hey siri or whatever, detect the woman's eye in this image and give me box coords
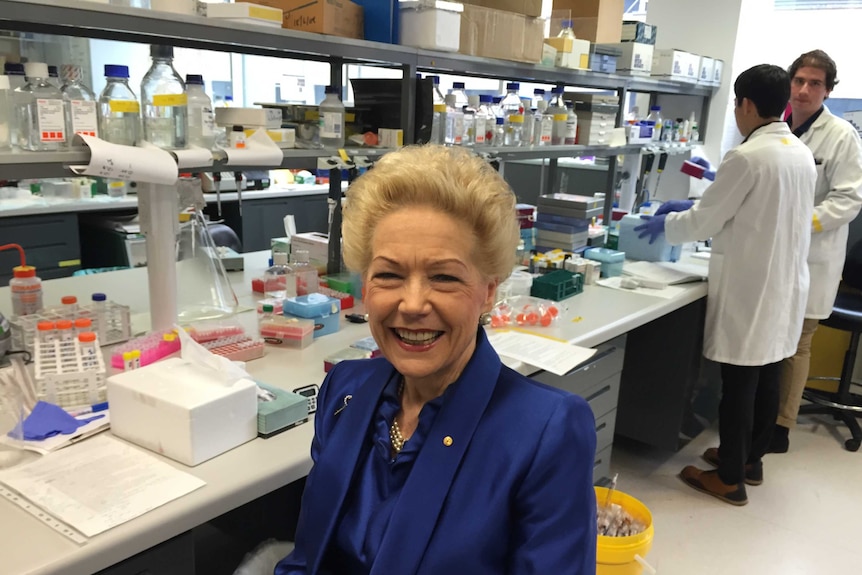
[432,274,460,283]
[373,272,400,280]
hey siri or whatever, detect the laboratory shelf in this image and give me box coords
[482,142,702,161]
[0,0,715,97]
[0,0,415,65]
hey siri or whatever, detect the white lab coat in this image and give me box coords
[797,107,862,319]
[665,122,816,366]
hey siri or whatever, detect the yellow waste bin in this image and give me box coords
[595,486,654,575]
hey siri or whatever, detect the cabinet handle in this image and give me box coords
[575,346,618,373]
[593,458,603,469]
[595,422,607,432]
[585,385,611,403]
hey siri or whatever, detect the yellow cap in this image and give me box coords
[509,115,524,123]
[433,104,446,113]
[163,333,177,342]
[122,351,135,361]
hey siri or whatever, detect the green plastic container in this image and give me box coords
[531,270,584,301]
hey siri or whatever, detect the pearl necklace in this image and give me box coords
[389,381,406,455]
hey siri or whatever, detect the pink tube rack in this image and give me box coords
[110,330,181,370]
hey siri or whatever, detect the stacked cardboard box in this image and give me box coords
[460,4,544,63]
[553,0,624,43]
[253,0,364,39]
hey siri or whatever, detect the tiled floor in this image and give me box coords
[609,414,862,575]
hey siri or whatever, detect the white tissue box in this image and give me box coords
[107,357,258,466]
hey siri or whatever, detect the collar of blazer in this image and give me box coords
[306,328,503,575]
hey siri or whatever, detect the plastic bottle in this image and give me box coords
[505,114,524,147]
[431,103,446,144]
[661,118,674,143]
[686,111,696,142]
[185,74,215,149]
[674,118,684,142]
[37,321,56,344]
[61,295,78,315]
[500,82,523,124]
[318,85,345,148]
[263,251,296,298]
[691,120,700,143]
[0,76,10,151]
[141,44,188,149]
[547,87,568,146]
[477,94,495,145]
[558,19,577,40]
[10,265,42,315]
[535,100,550,146]
[55,319,74,343]
[466,95,482,146]
[564,101,578,145]
[491,96,504,121]
[291,250,319,295]
[18,62,67,151]
[492,117,505,146]
[646,106,662,142]
[523,108,536,147]
[531,88,546,110]
[78,332,99,368]
[5,63,26,148]
[428,75,445,105]
[450,82,469,110]
[461,106,476,146]
[60,64,99,142]
[99,64,140,146]
[444,94,463,146]
[229,125,246,148]
[74,317,93,335]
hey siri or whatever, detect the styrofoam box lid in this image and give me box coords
[400,0,464,12]
[107,357,257,409]
[585,247,625,263]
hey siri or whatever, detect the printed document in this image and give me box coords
[488,331,596,376]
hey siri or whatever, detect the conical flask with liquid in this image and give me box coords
[175,207,238,323]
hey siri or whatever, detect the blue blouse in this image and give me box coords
[321,373,456,574]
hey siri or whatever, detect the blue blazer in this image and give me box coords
[277,330,597,575]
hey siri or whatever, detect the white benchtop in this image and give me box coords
[0,252,707,575]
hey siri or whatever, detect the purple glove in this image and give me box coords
[654,199,694,216]
[633,214,667,245]
[690,156,711,169]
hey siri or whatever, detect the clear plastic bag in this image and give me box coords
[489,296,565,329]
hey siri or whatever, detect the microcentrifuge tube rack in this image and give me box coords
[34,336,107,409]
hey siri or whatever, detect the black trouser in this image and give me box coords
[716,361,781,485]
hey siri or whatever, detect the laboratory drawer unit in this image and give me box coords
[0,213,81,282]
[532,335,626,484]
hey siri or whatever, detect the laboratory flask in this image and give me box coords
[175,208,239,324]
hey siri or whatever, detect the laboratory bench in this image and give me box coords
[0,252,712,575]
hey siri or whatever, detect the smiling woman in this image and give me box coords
[276,145,598,575]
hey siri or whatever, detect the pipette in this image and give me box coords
[213,171,222,217]
[234,171,243,215]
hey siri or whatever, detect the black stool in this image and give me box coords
[800,290,862,452]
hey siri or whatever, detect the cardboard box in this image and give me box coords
[460,4,544,64]
[460,0,542,17]
[205,2,284,27]
[542,43,558,66]
[107,358,258,466]
[554,38,591,70]
[596,42,653,75]
[554,0,623,43]
[652,48,699,83]
[253,0,364,39]
[378,128,403,147]
[621,21,656,45]
[698,56,715,85]
[712,58,724,86]
[546,36,574,53]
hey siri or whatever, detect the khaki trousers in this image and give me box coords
[777,318,821,429]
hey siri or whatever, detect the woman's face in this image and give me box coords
[364,206,497,388]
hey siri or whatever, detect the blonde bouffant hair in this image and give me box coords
[342,145,520,282]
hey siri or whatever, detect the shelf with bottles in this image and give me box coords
[0,0,715,99]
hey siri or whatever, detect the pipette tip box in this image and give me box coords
[256,382,309,438]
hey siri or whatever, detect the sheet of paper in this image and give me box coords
[70,135,178,185]
[0,435,205,537]
[487,331,596,377]
[173,145,214,169]
[222,129,284,167]
[623,260,708,284]
[0,412,111,455]
[597,276,687,300]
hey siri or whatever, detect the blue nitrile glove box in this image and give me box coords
[284,294,342,338]
[353,0,399,43]
[584,247,625,278]
[617,214,681,262]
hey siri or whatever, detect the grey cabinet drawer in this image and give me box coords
[595,408,617,454]
[582,374,621,420]
[532,335,625,397]
[0,213,81,283]
[593,444,613,484]
[96,530,194,575]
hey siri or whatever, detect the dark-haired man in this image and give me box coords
[636,64,816,505]
[771,50,862,453]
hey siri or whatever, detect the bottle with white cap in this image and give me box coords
[0,75,10,151]
[18,62,67,151]
[60,64,99,142]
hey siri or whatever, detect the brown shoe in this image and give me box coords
[680,465,748,506]
[701,448,764,486]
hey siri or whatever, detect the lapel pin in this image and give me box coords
[443,436,454,447]
[334,394,352,416]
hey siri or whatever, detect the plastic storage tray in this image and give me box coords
[286,311,340,338]
[584,248,626,277]
[617,214,681,262]
[259,316,314,349]
[283,294,342,319]
[530,270,584,301]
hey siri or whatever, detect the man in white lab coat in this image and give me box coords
[635,64,816,505]
[770,50,862,453]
